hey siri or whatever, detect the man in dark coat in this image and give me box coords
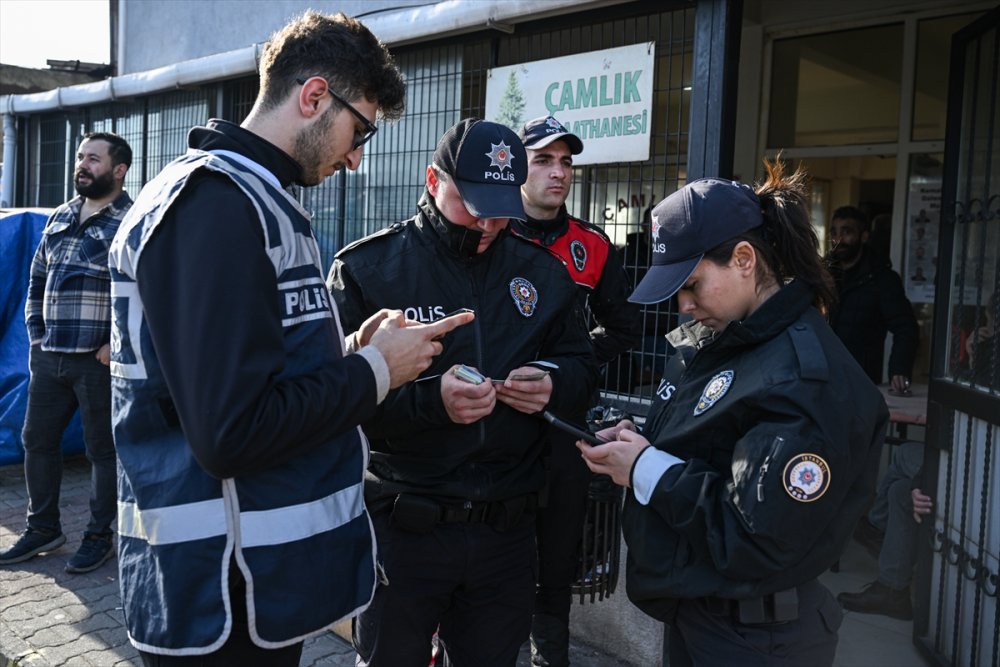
[828,206,918,393]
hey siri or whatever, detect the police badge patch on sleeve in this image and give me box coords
[782,453,831,502]
[693,370,734,415]
[509,277,538,317]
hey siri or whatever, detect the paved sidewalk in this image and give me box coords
[1,456,625,666]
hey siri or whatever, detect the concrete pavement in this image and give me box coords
[1,456,629,666]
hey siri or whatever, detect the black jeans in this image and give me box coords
[534,431,591,621]
[355,510,537,667]
[22,347,116,536]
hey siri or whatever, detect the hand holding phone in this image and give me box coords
[492,369,550,384]
[453,364,486,385]
[542,410,607,446]
[442,364,495,424]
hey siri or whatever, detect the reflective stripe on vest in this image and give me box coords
[118,481,365,547]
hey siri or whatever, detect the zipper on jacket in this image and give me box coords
[470,271,486,497]
[756,436,786,503]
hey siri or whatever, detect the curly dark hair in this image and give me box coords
[704,159,836,312]
[82,131,132,168]
[257,11,405,120]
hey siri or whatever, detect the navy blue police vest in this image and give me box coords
[108,150,375,654]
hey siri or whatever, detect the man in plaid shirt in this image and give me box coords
[0,132,132,573]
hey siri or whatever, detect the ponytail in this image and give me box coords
[753,159,836,311]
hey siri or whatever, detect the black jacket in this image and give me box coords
[622,281,887,621]
[829,249,919,383]
[328,194,599,502]
[511,208,641,364]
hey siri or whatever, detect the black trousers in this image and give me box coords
[667,580,842,667]
[139,566,303,667]
[534,431,592,621]
[354,511,537,667]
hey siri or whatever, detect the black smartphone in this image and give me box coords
[542,410,607,446]
[432,308,474,341]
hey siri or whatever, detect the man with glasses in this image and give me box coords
[107,12,471,665]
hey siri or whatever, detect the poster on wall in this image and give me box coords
[904,179,941,304]
[484,43,656,166]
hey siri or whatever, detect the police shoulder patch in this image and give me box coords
[510,277,538,317]
[782,453,831,502]
[570,239,587,272]
[693,370,734,416]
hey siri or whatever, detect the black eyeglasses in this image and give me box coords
[296,76,378,150]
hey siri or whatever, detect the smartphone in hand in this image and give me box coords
[542,410,607,446]
[492,369,550,384]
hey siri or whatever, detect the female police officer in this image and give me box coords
[578,162,888,666]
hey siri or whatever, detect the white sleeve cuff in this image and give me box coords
[632,448,684,506]
[356,346,390,404]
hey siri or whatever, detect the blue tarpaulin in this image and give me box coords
[0,209,84,465]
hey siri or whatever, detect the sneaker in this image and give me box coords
[65,533,114,574]
[0,528,66,565]
[837,581,913,620]
[853,518,885,560]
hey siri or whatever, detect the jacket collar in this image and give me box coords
[417,191,507,260]
[188,119,303,188]
[512,206,568,246]
[669,280,816,351]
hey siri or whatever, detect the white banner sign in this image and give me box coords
[485,43,656,165]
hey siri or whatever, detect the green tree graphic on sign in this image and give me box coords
[496,71,525,131]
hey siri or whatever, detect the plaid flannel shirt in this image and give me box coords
[25,191,133,352]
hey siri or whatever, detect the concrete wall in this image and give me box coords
[119,0,427,74]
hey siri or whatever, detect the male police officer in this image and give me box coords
[329,119,598,666]
[512,116,641,666]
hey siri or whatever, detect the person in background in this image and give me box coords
[107,12,469,665]
[329,118,598,667]
[512,115,641,667]
[0,132,132,574]
[837,441,931,620]
[965,291,998,386]
[827,205,919,393]
[577,165,887,665]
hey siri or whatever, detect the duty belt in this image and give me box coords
[704,586,800,625]
[389,493,537,533]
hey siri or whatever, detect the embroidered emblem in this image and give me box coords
[782,453,831,502]
[545,117,566,133]
[486,141,514,172]
[570,240,587,271]
[509,277,538,317]
[650,211,662,242]
[693,370,733,416]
